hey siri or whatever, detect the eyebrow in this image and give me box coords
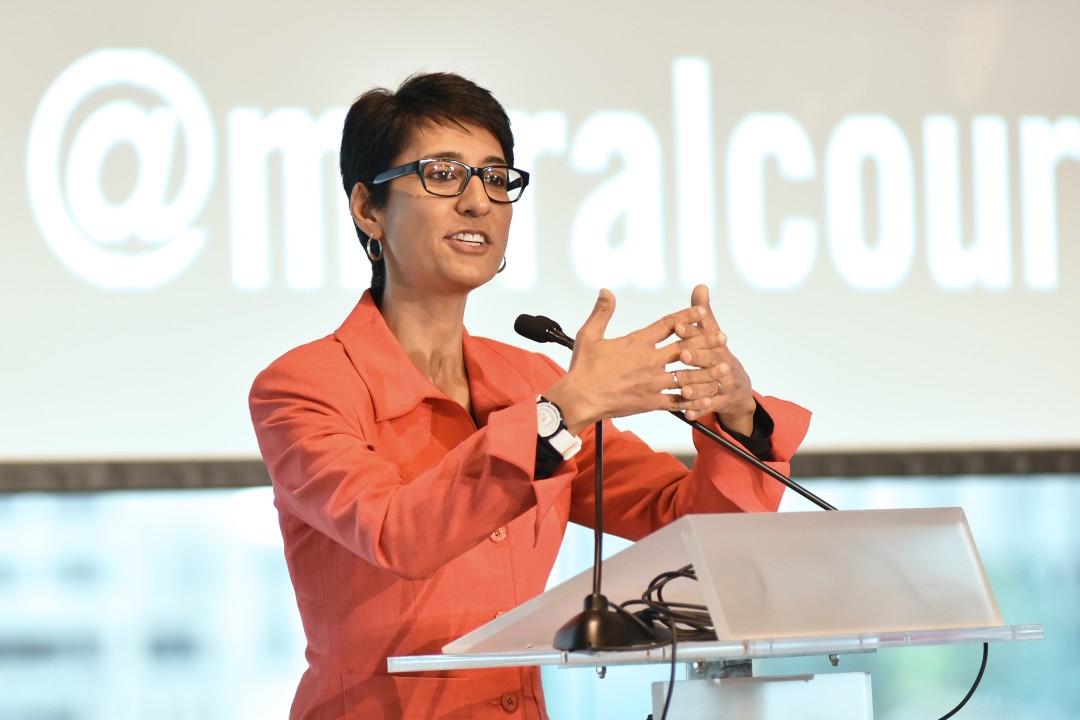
[427,150,508,166]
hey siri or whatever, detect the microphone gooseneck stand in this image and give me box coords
[551,419,660,651]
[668,413,836,511]
[515,315,664,650]
[513,313,835,652]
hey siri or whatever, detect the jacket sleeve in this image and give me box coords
[559,395,812,542]
[251,338,811,577]
[249,343,558,581]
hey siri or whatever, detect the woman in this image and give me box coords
[249,72,810,719]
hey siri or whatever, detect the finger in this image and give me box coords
[662,369,683,393]
[672,365,728,387]
[672,365,729,399]
[638,305,706,345]
[664,393,713,416]
[672,320,705,339]
[683,403,720,422]
[576,288,616,343]
[684,375,731,419]
[663,323,730,365]
[658,331,730,369]
[691,284,722,334]
[679,342,732,368]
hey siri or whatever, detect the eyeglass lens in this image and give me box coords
[420,161,525,202]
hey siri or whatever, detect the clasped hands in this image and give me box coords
[543,284,757,437]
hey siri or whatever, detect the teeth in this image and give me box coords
[452,232,485,245]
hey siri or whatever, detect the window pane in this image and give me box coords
[0,488,305,720]
[1,477,1075,719]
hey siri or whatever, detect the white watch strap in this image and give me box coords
[545,426,582,460]
[536,397,582,460]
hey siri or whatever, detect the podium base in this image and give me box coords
[553,593,661,651]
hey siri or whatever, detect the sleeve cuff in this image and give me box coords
[718,401,774,461]
[534,437,565,478]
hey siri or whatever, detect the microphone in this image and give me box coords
[514,314,575,350]
[514,313,836,512]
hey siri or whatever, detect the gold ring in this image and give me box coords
[672,372,680,388]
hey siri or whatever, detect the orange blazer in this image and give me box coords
[249,291,811,719]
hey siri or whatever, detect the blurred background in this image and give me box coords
[2,1,1077,717]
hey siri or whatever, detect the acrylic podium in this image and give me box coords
[389,508,1043,719]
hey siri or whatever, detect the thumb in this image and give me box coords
[690,283,710,309]
[576,288,616,343]
[692,283,721,332]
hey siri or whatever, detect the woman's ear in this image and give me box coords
[350,182,382,239]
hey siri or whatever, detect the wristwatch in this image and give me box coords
[536,396,582,460]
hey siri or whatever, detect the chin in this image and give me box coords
[467,272,499,291]
[459,260,502,283]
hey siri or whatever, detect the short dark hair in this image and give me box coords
[339,72,515,305]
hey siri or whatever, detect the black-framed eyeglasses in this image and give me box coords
[371,159,530,203]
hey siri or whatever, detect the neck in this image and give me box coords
[379,287,472,411]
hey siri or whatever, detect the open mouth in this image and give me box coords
[451,232,487,247]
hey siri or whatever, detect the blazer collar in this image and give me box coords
[334,292,533,422]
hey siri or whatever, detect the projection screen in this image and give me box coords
[3,0,1078,460]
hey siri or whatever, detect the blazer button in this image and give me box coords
[489,526,508,543]
[500,691,519,713]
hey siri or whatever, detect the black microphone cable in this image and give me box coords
[629,564,988,720]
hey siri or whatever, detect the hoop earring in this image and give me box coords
[366,237,383,262]
[497,256,507,274]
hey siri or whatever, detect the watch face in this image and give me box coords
[536,402,562,437]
